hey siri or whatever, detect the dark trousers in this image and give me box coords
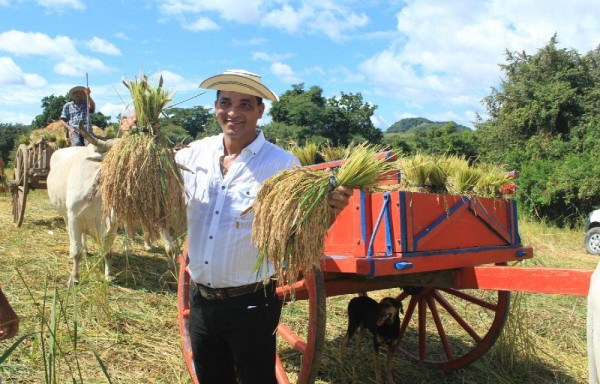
[188,282,281,384]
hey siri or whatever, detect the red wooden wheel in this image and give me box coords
[395,286,510,371]
[177,251,326,384]
[275,267,326,384]
[12,144,29,227]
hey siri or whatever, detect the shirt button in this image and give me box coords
[221,186,226,190]
[207,283,211,286]
[204,261,208,265]
[215,211,219,214]
[209,236,213,239]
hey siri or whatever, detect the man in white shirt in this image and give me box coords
[174,70,352,384]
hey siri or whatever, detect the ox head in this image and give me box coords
[79,122,119,153]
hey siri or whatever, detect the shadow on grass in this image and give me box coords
[31,215,64,229]
[277,325,584,384]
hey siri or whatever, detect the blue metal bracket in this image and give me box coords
[367,192,393,257]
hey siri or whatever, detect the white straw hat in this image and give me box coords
[199,69,279,102]
[68,86,86,98]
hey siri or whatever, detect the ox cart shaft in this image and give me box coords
[10,139,56,227]
[176,160,593,384]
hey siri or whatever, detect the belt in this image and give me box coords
[196,281,272,300]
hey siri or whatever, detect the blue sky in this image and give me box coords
[0,0,599,130]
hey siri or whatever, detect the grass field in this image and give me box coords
[0,186,597,383]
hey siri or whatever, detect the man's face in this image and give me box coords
[215,91,264,142]
[72,91,85,102]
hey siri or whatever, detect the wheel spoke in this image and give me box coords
[398,295,418,342]
[441,288,498,311]
[432,290,481,343]
[418,297,427,360]
[426,295,454,360]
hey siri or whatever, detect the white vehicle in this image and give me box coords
[586,209,600,255]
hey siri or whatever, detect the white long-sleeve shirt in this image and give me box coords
[175,130,299,288]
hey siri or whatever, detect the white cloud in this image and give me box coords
[86,37,121,55]
[0,57,47,87]
[36,0,85,11]
[359,0,600,122]
[156,70,199,92]
[0,30,77,57]
[114,32,129,40]
[159,1,370,41]
[0,31,113,77]
[184,16,219,31]
[262,4,307,33]
[53,54,113,77]
[0,0,9,6]
[271,62,301,84]
[0,110,34,125]
[158,0,262,24]
[262,2,368,41]
[252,51,294,62]
[328,66,364,84]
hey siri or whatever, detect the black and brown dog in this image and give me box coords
[340,296,403,384]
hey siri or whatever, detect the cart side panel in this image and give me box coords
[401,192,516,253]
[323,190,369,258]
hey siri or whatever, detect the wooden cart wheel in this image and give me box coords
[11,144,29,227]
[177,251,327,384]
[395,285,510,371]
[275,267,326,384]
[177,250,199,384]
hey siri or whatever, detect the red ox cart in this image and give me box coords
[176,157,593,383]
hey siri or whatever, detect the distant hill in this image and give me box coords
[386,118,470,134]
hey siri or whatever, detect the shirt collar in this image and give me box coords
[218,129,266,158]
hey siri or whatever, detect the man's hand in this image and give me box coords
[327,186,353,221]
[120,110,137,132]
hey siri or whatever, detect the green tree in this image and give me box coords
[476,35,600,225]
[0,123,31,164]
[413,122,478,159]
[31,95,68,128]
[163,105,212,139]
[268,84,381,146]
[32,93,110,129]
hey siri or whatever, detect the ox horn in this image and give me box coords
[79,122,115,152]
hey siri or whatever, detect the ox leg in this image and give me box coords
[143,231,154,251]
[101,223,119,282]
[160,227,178,273]
[66,216,85,286]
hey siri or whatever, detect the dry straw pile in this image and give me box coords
[252,143,394,288]
[398,153,514,199]
[99,75,185,241]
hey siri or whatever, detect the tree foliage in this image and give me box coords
[162,105,212,139]
[266,84,381,146]
[0,123,31,164]
[31,93,110,129]
[476,35,600,225]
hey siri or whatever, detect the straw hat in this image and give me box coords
[68,86,86,98]
[199,69,279,102]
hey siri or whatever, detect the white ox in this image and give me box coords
[47,134,177,285]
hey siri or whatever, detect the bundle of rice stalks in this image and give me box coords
[289,142,319,166]
[443,155,481,195]
[99,75,185,241]
[398,153,447,193]
[252,143,394,289]
[474,163,512,199]
[319,142,348,162]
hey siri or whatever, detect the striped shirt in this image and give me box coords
[60,101,93,132]
[175,130,299,288]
